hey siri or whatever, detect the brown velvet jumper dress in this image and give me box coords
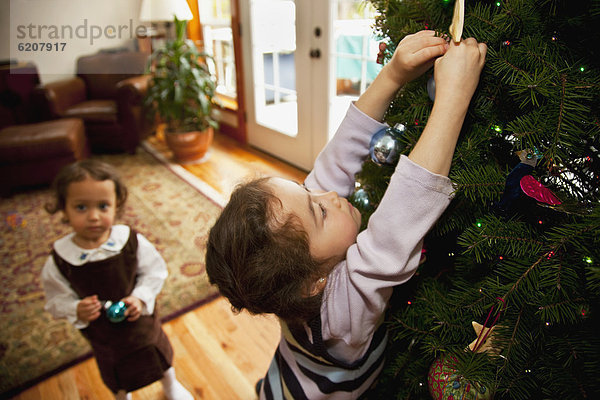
[52,229,173,393]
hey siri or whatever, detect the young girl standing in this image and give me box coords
[41,159,193,400]
[206,31,487,399]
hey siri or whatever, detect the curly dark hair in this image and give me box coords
[205,177,328,324]
[45,159,128,217]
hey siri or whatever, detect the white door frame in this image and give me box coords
[240,0,331,171]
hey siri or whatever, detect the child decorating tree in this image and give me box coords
[206,30,487,399]
[41,160,193,400]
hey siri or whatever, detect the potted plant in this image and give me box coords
[144,16,218,163]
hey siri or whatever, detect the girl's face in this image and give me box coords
[268,177,362,263]
[63,176,117,249]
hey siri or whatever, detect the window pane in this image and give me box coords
[250,0,297,136]
[330,0,381,139]
[333,1,381,97]
[199,0,237,101]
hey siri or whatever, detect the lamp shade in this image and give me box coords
[139,0,193,22]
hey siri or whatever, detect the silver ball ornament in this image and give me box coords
[369,125,405,165]
[427,75,436,101]
[350,188,374,212]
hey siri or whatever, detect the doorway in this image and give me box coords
[240,0,381,171]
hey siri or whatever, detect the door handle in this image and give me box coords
[310,49,321,59]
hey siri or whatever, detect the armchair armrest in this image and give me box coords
[33,77,86,118]
[116,75,151,105]
[115,74,156,148]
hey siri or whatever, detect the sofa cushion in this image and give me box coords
[0,118,86,162]
[64,100,117,122]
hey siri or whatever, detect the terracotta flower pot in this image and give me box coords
[164,127,214,163]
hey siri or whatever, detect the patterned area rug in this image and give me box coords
[0,146,221,397]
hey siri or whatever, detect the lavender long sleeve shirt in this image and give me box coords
[266,103,454,399]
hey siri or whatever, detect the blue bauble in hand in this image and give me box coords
[369,125,406,165]
[105,300,127,323]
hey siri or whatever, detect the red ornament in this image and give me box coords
[428,355,493,400]
[519,175,561,205]
[376,42,386,64]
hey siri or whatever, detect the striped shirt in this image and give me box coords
[261,317,387,399]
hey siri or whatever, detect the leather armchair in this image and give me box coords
[33,51,155,154]
[1,62,88,193]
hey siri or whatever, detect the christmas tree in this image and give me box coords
[349,0,600,399]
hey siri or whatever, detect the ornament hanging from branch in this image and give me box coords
[467,297,506,356]
[428,355,493,400]
[494,149,561,216]
[449,0,464,42]
[369,124,407,165]
[350,186,375,213]
[520,175,561,205]
[428,297,503,399]
[468,321,503,356]
[426,0,463,103]
[376,42,387,64]
[427,75,436,101]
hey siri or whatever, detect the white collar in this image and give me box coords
[53,225,131,266]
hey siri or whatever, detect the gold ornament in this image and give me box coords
[449,0,464,43]
[467,321,502,356]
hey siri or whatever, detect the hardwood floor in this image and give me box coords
[12,132,308,400]
[148,129,308,203]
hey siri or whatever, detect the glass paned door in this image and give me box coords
[241,0,379,171]
[241,0,327,171]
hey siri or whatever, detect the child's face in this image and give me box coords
[268,177,362,262]
[63,176,117,248]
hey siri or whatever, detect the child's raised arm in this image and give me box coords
[355,30,448,121]
[408,38,487,176]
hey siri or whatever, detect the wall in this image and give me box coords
[2,0,143,83]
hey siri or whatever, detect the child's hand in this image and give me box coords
[356,30,448,121]
[77,295,101,322]
[433,38,487,105]
[385,30,449,86]
[408,37,486,176]
[122,296,143,321]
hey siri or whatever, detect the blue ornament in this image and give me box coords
[105,300,127,323]
[494,148,544,217]
[369,124,406,165]
[427,75,436,101]
[494,162,533,217]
